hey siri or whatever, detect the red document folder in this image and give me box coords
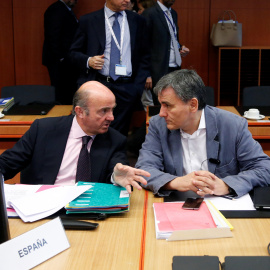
[154,202,216,232]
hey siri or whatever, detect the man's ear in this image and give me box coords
[74,106,84,118]
[189,98,199,112]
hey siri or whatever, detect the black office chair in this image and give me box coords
[204,86,215,106]
[1,85,56,105]
[242,86,270,107]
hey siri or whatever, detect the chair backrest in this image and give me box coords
[1,85,56,105]
[242,86,270,107]
[204,86,215,106]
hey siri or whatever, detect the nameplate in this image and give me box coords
[0,217,70,270]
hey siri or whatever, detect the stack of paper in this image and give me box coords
[5,184,90,222]
[153,202,216,239]
[65,182,130,214]
[153,201,233,240]
[0,97,14,112]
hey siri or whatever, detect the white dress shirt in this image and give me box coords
[180,109,208,175]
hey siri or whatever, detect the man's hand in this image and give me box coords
[180,45,190,57]
[163,171,203,193]
[192,171,230,196]
[145,77,152,90]
[163,170,229,196]
[113,163,150,194]
[88,55,105,70]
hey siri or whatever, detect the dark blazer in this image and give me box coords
[142,3,180,86]
[0,115,128,184]
[69,8,150,88]
[42,0,78,66]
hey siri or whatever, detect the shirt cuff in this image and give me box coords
[87,57,91,69]
[110,172,119,186]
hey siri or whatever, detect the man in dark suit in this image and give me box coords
[142,0,189,104]
[42,0,79,105]
[69,0,150,136]
[0,81,149,194]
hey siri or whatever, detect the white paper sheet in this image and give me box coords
[4,184,41,207]
[8,185,91,222]
[205,193,256,211]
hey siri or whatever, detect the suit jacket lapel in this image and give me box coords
[205,106,220,173]
[42,116,74,184]
[155,3,170,34]
[168,129,183,175]
[93,9,106,51]
[126,11,136,56]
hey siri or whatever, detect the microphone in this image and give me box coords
[209,158,220,165]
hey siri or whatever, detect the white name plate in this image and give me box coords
[0,217,70,270]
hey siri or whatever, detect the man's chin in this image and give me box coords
[166,124,177,130]
[100,126,110,133]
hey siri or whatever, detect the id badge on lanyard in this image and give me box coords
[105,12,127,76]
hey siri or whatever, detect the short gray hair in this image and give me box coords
[72,89,90,115]
[153,69,206,110]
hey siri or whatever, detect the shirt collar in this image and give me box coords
[180,109,206,139]
[157,1,171,13]
[104,3,124,18]
[60,0,71,11]
[71,116,96,140]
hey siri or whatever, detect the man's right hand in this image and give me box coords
[163,171,216,195]
[88,55,105,70]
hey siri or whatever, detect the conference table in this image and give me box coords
[8,190,270,270]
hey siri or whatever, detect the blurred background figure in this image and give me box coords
[42,0,79,105]
[126,0,138,12]
[137,0,156,15]
[127,0,156,157]
[142,0,190,105]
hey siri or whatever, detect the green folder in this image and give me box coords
[65,182,130,214]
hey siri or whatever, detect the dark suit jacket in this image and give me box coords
[0,115,128,184]
[69,8,150,89]
[42,0,78,66]
[142,3,180,86]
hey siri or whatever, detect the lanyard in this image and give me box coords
[163,11,177,38]
[105,12,126,64]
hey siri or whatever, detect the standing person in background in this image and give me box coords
[69,0,150,137]
[126,0,138,12]
[127,0,156,156]
[42,0,79,105]
[142,0,190,104]
[137,0,156,15]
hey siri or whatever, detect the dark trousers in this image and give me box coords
[97,79,141,137]
[47,59,78,105]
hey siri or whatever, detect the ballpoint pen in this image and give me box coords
[218,195,235,200]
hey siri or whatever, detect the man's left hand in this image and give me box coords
[180,45,190,57]
[113,163,150,194]
[192,170,230,196]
